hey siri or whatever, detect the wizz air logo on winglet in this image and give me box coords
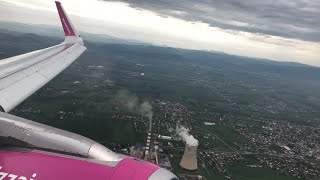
[0,166,37,180]
[61,18,72,34]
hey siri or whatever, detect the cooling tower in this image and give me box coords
[179,144,198,170]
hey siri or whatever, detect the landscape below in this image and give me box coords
[0,28,319,180]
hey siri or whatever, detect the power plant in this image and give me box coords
[180,144,198,170]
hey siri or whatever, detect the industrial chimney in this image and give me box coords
[179,144,198,170]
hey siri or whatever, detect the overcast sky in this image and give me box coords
[0,0,319,66]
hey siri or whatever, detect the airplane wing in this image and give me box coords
[0,2,179,179]
[0,1,86,113]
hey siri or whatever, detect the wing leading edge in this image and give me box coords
[0,1,86,112]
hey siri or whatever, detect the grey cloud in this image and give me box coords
[102,0,320,42]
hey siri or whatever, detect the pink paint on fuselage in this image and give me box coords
[0,150,159,180]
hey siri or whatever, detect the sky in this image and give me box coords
[0,0,319,66]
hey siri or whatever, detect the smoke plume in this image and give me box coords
[139,101,153,120]
[176,125,198,147]
[115,90,153,122]
[115,89,139,111]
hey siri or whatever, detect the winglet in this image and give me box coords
[55,1,83,45]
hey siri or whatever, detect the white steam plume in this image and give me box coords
[140,101,153,131]
[176,125,198,147]
[139,101,153,121]
[115,89,138,111]
[115,90,154,131]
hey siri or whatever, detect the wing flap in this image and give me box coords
[0,73,48,112]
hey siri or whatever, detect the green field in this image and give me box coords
[2,30,320,180]
[227,166,299,180]
[194,124,249,151]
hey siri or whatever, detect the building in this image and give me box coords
[158,135,172,140]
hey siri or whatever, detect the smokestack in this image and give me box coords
[180,144,198,170]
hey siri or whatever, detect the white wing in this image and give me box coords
[0,1,86,112]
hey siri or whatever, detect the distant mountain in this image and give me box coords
[0,22,63,37]
[81,33,149,46]
[0,21,149,46]
[245,57,312,68]
[169,47,312,68]
[0,21,313,68]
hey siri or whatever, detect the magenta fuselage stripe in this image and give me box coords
[0,150,159,180]
[55,2,75,36]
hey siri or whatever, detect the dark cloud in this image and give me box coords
[102,0,320,42]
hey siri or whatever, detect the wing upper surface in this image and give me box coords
[0,2,86,112]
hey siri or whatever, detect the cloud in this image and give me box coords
[102,0,320,42]
[1,0,319,65]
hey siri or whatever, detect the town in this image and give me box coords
[8,34,320,180]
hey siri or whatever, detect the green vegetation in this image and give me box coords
[227,166,298,180]
[195,125,249,151]
[2,30,320,180]
[207,125,249,147]
[226,155,299,180]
